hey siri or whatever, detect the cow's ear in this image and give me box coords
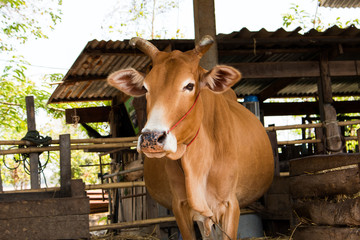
[200,65,241,93]
[107,68,146,96]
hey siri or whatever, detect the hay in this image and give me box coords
[90,227,161,240]
[90,232,159,240]
[90,232,290,240]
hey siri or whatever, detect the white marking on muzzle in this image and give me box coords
[138,106,178,154]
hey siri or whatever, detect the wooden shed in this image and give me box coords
[48,26,360,238]
[49,26,360,112]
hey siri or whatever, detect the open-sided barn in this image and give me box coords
[47,26,360,239]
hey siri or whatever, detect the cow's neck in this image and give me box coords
[179,89,237,218]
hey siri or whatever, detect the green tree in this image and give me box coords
[282,2,360,33]
[1,0,63,189]
[1,0,62,132]
[101,0,183,39]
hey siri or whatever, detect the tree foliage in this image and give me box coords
[0,0,64,189]
[1,0,62,133]
[101,0,183,39]
[1,0,62,51]
[282,2,360,33]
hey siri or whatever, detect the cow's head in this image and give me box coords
[108,36,241,159]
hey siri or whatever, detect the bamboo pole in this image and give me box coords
[1,135,356,154]
[0,136,138,146]
[103,166,144,179]
[265,120,360,131]
[0,187,60,194]
[0,181,146,194]
[0,142,137,155]
[1,120,358,153]
[85,181,145,190]
[89,216,176,232]
[277,136,357,145]
[278,139,321,145]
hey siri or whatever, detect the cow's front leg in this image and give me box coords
[220,197,240,240]
[172,199,197,240]
[165,159,197,239]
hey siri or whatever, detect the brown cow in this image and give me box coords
[108,36,274,240]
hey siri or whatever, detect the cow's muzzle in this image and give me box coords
[139,131,167,153]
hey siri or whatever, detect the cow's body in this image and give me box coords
[108,36,274,240]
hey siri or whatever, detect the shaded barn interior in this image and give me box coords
[47,26,360,237]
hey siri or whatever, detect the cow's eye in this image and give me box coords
[184,83,195,91]
[142,85,148,93]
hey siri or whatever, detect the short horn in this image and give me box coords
[194,35,214,57]
[129,37,159,60]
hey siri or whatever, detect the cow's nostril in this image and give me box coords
[157,132,167,144]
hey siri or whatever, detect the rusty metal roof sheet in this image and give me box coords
[48,25,360,104]
[319,0,360,8]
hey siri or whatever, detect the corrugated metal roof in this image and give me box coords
[48,26,360,104]
[319,0,360,8]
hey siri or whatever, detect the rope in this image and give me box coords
[21,130,52,146]
[167,92,201,134]
[3,131,52,178]
[167,92,201,146]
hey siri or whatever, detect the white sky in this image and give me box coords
[15,0,360,79]
[10,0,359,135]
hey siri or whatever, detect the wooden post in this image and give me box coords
[0,167,2,191]
[193,0,218,69]
[60,134,72,197]
[315,127,324,154]
[318,53,342,153]
[357,129,360,152]
[267,127,280,176]
[25,96,40,189]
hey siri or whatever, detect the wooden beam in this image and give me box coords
[230,60,360,78]
[51,60,359,104]
[289,166,360,198]
[60,134,72,197]
[267,130,280,176]
[65,106,112,124]
[258,78,299,101]
[25,96,40,189]
[318,53,342,152]
[289,153,360,176]
[193,0,217,69]
[48,96,113,104]
[0,197,89,240]
[0,167,2,191]
[294,198,360,226]
[261,100,360,116]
